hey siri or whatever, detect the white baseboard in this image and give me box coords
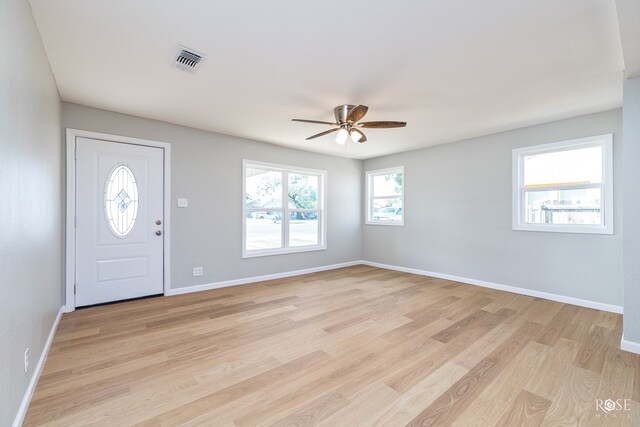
[621,335,640,355]
[12,306,65,427]
[167,259,624,315]
[360,260,623,314]
[166,261,362,296]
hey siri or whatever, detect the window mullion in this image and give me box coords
[283,171,289,249]
[371,196,403,200]
[368,174,373,222]
[522,183,603,192]
[520,188,526,223]
[246,208,284,212]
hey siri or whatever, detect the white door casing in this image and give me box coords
[66,130,171,310]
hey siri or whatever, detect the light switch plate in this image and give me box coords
[177,198,188,208]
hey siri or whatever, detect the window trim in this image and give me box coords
[242,159,327,258]
[365,166,405,226]
[512,134,613,235]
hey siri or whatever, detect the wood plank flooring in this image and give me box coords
[24,266,640,426]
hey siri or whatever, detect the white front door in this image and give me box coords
[75,137,164,306]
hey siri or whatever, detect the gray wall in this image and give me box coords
[0,0,62,425]
[623,76,640,343]
[62,103,362,292]
[363,109,623,307]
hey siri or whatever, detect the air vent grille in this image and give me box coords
[174,46,205,72]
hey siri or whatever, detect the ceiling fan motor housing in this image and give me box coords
[334,104,357,124]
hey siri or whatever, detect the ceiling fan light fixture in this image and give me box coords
[336,128,349,145]
[350,129,364,143]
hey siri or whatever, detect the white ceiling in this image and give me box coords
[30,0,624,159]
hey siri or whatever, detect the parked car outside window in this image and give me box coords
[373,207,402,221]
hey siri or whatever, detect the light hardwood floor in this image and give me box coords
[25,266,640,426]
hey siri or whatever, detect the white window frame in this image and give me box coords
[366,166,405,226]
[512,134,613,234]
[242,159,327,258]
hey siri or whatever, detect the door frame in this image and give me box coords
[65,128,172,312]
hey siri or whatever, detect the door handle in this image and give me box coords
[155,230,162,236]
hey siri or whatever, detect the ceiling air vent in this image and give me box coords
[173,46,205,72]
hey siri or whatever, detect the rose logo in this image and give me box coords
[602,399,616,413]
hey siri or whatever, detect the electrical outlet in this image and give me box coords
[177,198,188,208]
[24,348,29,373]
[193,267,203,277]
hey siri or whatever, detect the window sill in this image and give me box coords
[242,245,327,258]
[512,223,613,235]
[365,220,405,227]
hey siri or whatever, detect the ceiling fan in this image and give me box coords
[292,105,406,145]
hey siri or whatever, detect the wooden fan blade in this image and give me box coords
[292,119,337,125]
[305,128,340,140]
[350,129,367,143]
[358,121,407,128]
[347,105,369,123]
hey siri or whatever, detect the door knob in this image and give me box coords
[156,220,162,225]
[155,230,162,236]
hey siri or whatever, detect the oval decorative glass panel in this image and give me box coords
[104,164,139,238]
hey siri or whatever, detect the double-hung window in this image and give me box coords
[512,134,613,234]
[366,166,404,226]
[243,160,326,257]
